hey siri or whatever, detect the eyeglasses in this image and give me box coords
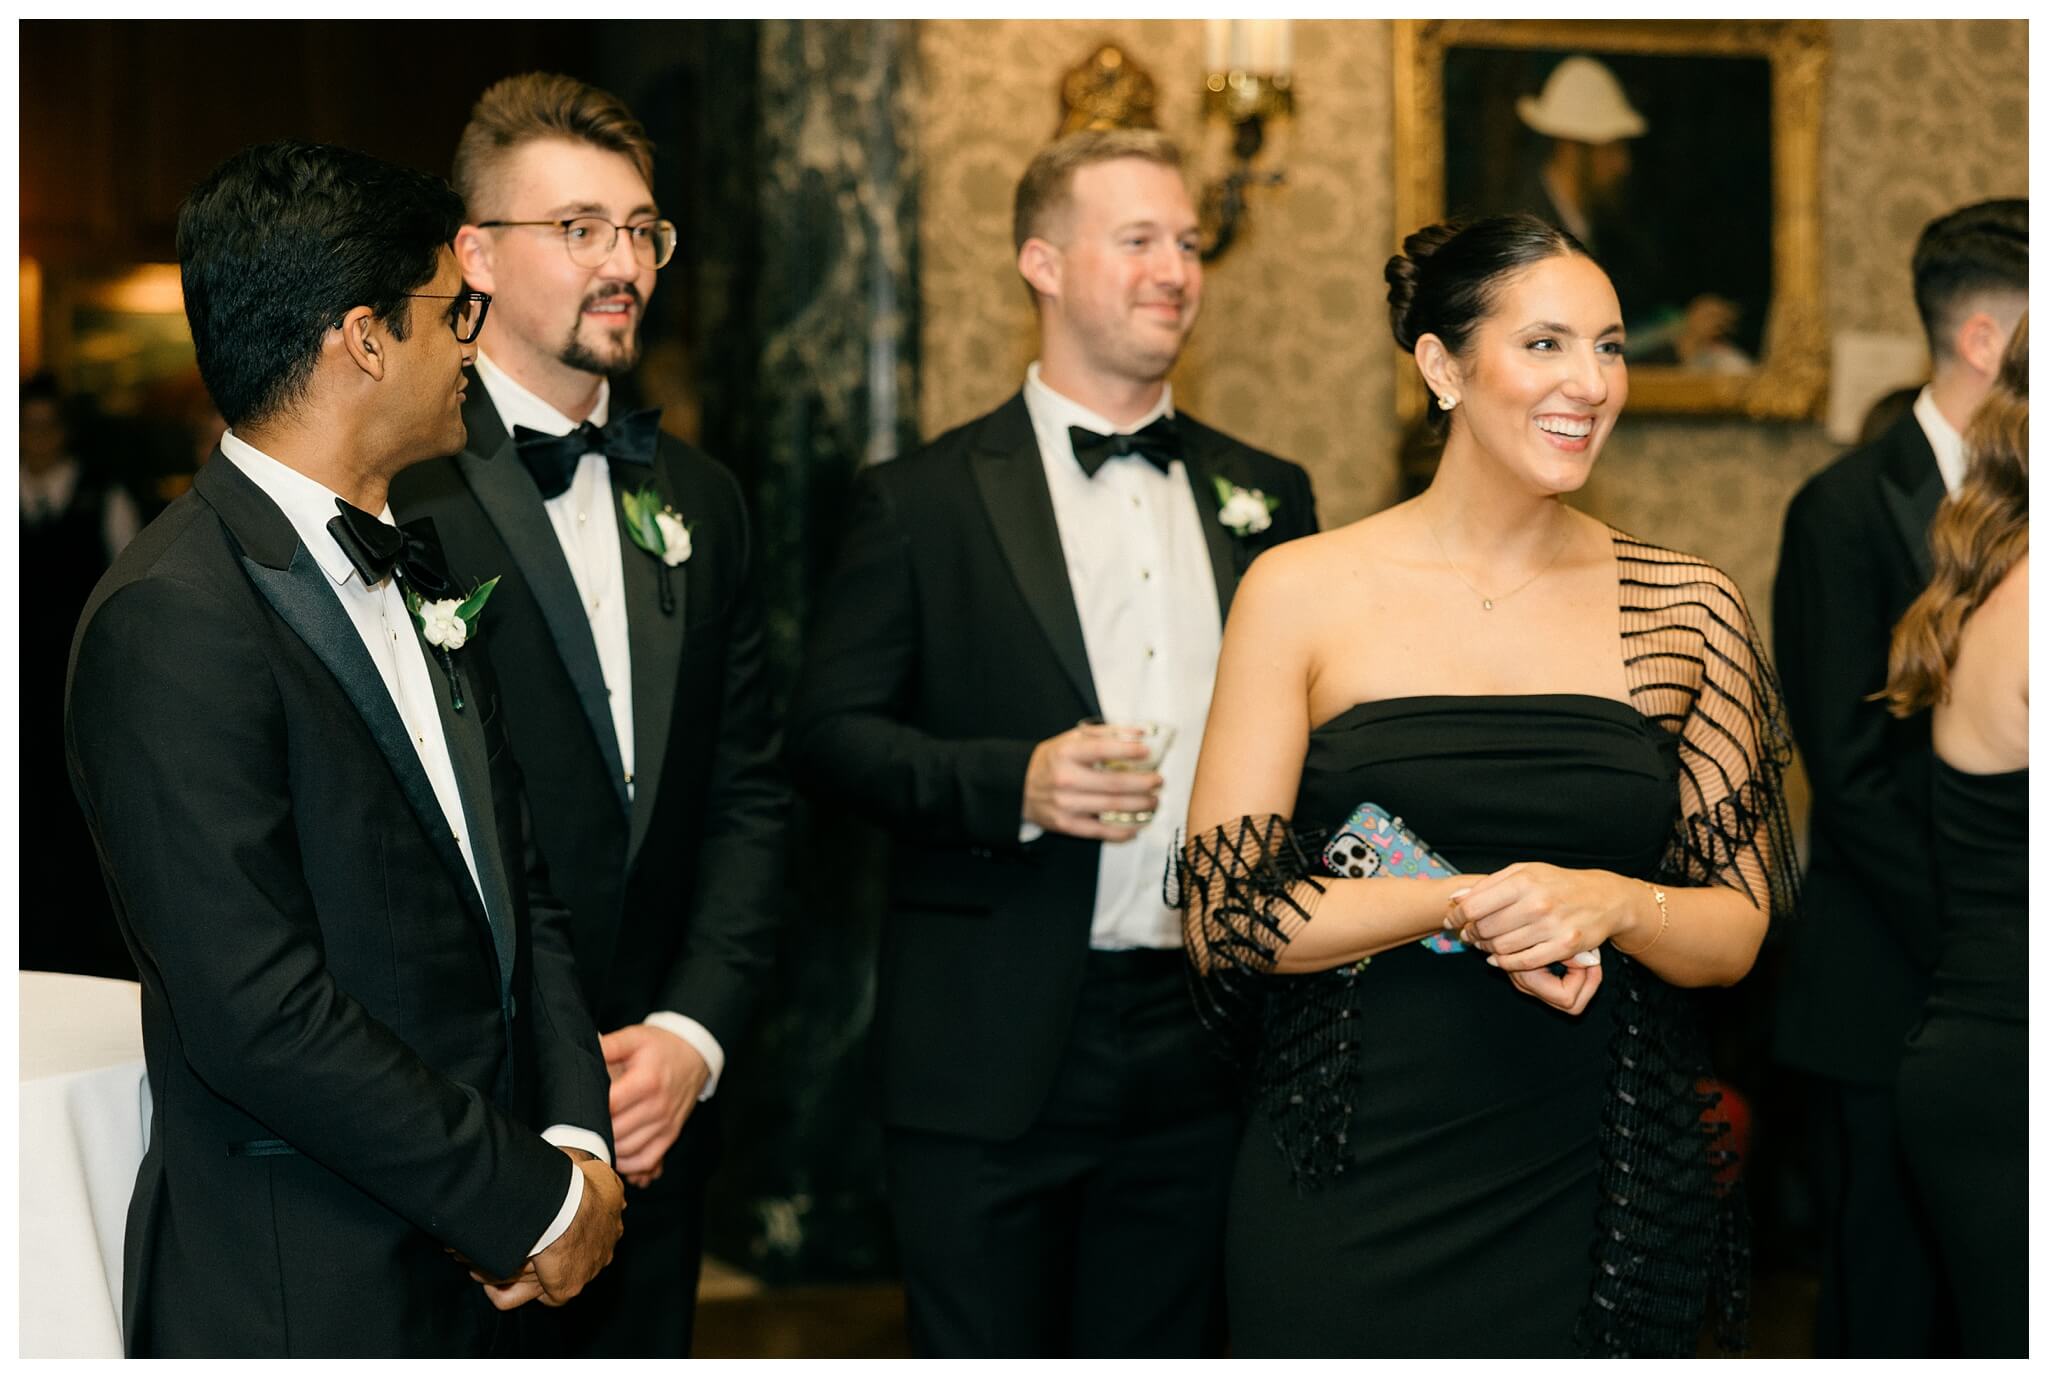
[476,217,678,270]
[405,290,492,344]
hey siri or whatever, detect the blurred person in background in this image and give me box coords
[1770,196,2024,1357]
[20,370,139,979]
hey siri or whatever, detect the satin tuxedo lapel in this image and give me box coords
[416,618,517,1000]
[610,460,687,868]
[194,457,500,970]
[969,394,1100,717]
[1877,420,1944,586]
[1176,430,1244,619]
[456,392,630,814]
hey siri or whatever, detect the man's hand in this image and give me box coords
[602,1023,710,1187]
[1022,724,1161,842]
[479,1149,626,1310]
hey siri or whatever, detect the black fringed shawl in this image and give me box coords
[1171,532,1800,1358]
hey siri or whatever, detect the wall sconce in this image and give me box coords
[1200,20,1294,261]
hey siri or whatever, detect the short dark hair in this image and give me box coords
[1385,214,1593,433]
[1911,198,2027,360]
[176,140,464,428]
[451,73,654,217]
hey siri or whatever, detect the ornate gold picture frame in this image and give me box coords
[1393,19,1828,419]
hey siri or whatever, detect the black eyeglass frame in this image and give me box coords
[402,290,492,344]
[475,217,678,270]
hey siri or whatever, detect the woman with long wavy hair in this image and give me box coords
[1884,315,2027,1358]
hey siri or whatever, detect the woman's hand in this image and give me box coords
[1504,959,1603,1016]
[1451,862,1647,973]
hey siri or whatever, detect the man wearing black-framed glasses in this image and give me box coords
[392,73,787,1360]
[65,138,622,1357]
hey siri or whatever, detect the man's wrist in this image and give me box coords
[643,1011,724,1100]
[530,1152,586,1257]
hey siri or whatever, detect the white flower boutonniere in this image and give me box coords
[1211,476,1278,537]
[404,577,499,711]
[621,483,690,614]
[652,509,693,567]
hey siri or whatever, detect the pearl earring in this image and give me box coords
[1438,394,1458,411]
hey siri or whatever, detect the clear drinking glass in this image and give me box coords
[1079,718,1177,825]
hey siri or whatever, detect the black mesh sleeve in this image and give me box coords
[1171,814,1326,1065]
[1582,532,1801,1356]
[1618,533,1801,922]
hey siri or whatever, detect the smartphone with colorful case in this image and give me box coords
[1322,802,1599,966]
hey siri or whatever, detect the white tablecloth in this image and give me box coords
[19,971,150,1359]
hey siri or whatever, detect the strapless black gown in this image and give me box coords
[1896,760,2028,1357]
[1225,695,1680,1357]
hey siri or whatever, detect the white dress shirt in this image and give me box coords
[1020,363,1224,950]
[1912,385,1969,497]
[218,431,603,1256]
[473,352,726,1100]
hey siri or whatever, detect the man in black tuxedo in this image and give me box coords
[64,141,624,1356]
[1771,197,2025,1357]
[788,129,1318,1357]
[390,74,786,1357]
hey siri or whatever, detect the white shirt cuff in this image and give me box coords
[529,1150,584,1258]
[1019,819,1045,844]
[644,1011,725,1101]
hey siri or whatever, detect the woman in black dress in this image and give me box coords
[1885,317,2028,1358]
[1175,216,1798,1357]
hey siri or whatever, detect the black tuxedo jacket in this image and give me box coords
[1770,410,1944,1085]
[388,386,785,1046]
[64,454,610,1356]
[787,393,1318,1140]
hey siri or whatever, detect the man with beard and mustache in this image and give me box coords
[391,74,787,1358]
[788,129,1317,1356]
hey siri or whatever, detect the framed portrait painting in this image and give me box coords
[1393,20,1828,419]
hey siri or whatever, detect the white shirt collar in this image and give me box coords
[474,350,610,441]
[217,429,377,589]
[1022,361,1174,439]
[1912,385,1968,497]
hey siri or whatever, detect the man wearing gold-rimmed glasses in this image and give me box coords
[392,72,787,1359]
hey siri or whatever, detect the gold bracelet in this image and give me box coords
[1613,883,1669,956]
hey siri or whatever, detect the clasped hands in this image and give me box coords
[467,1148,626,1311]
[1445,862,1650,1016]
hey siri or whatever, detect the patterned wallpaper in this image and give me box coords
[915,18,2028,633]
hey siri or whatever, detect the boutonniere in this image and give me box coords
[1211,476,1278,537]
[404,576,499,712]
[620,483,690,615]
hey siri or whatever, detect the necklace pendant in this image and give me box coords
[1482,598,1494,611]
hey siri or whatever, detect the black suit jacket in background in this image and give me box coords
[65,454,611,1357]
[389,386,787,1048]
[1770,410,1944,1085]
[787,393,1319,1141]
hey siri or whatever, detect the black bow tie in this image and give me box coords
[512,407,662,500]
[327,500,456,601]
[1067,416,1180,479]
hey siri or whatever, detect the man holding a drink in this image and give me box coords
[789,127,1316,1357]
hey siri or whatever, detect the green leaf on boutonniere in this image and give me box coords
[455,575,499,633]
[619,486,657,556]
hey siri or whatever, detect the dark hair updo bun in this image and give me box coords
[1385,214,1592,430]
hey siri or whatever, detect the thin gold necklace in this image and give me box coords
[1424,508,1574,612]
